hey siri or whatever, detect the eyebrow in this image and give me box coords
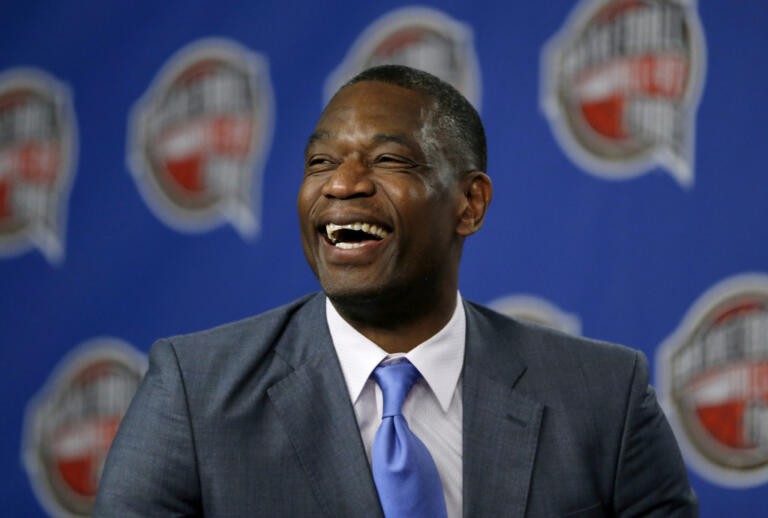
[305,130,332,156]
[371,133,416,149]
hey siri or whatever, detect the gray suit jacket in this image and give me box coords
[94,293,697,517]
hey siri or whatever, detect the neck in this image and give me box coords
[329,281,458,354]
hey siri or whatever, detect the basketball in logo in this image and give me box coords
[128,38,274,237]
[325,7,481,108]
[0,68,77,264]
[488,294,581,335]
[22,338,146,517]
[658,273,768,487]
[541,0,706,187]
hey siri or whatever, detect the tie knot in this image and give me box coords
[373,360,420,418]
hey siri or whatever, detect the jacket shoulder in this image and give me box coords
[165,293,318,355]
[137,292,328,424]
[464,300,643,389]
[466,300,638,356]
[152,293,324,393]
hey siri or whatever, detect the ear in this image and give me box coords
[456,172,492,237]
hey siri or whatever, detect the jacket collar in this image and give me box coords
[462,299,543,518]
[267,294,384,518]
[268,294,544,518]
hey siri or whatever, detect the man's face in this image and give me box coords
[298,80,464,303]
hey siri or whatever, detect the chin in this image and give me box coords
[321,281,385,306]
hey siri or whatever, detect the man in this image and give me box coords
[95,65,697,517]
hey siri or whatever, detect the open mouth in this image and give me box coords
[322,222,391,249]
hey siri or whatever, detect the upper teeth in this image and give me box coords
[326,222,389,243]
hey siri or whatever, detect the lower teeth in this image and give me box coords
[335,242,364,249]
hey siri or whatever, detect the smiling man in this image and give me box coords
[298,74,489,355]
[95,65,697,517]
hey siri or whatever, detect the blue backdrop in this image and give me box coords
[1,1,766,516]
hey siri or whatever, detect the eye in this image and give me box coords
[305,155,337,172]
[372,154,416,169]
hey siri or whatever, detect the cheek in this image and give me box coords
[385,178,446,220]
[297,181,318,223]
[383,176,429,202]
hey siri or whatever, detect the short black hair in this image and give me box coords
[341,64,487,174]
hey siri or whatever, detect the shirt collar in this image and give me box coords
[326,292,466,412]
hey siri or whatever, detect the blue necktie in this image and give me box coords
[371,360,448,518]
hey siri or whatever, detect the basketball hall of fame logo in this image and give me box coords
[22,338,146,517]
[541,0,706,188]
[324,6,481,109]
[657,273,768,487]
[0,68,77,264]
[128,38,274,238]
[488,294,582,335]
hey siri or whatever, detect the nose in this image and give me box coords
[321,159,376,199]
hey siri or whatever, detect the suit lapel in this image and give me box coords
[266,296,544,517]
[462,302,544,518]
[267,295,384,518]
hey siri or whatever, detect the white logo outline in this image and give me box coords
[657,272,768,487]
[488,293,582,335]
[0,67,78,264]
[22,337,147,517]
[324,6,481,110]
[540,0,706,188]
[127,37,274,238]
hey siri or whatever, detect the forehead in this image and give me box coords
[313,81,434,142]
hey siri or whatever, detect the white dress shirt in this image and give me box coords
[326,294,465,518]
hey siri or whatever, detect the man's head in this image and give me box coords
[298,65,492,315]
[343,65,487,175]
